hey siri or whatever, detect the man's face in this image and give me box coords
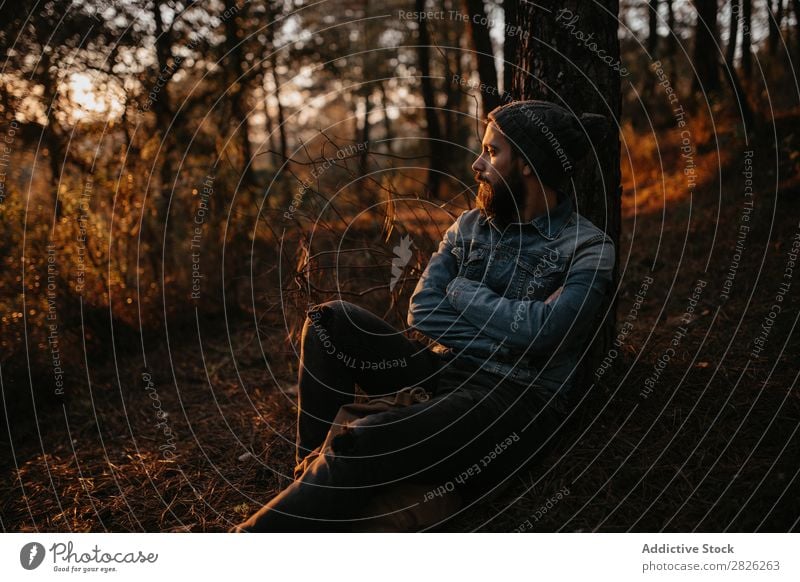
[471,122,526,225]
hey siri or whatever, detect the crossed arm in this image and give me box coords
[406,216,506,357]
[408,214,615,358]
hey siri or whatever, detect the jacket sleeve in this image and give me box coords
[407,213,506,355]
[444,233,615,355]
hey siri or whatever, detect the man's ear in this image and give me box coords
[513,152,532,176]
[513,151,533,177]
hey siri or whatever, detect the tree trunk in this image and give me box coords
[152,0,174,184]
[39,52,64,216]
[767,0,780,55]
[359,89,372,174]
[443,0,465,145]
[726,0,740,65]
[725,66,755,132]
[261,67,278,167]
[443,23,472,185]
[792,0,800,65]
[151,0,176,274]
[648,0,659,57]
[269,52,288,164]
[502,0,519,97]
[415,0,442,198]
[224,0,255,187]
[462,0,501,116]
[691,0,721,95]
[643,0,659,101]
[741,0,752,78]
[723,0,755,131]
[666,0,677,69]
[512,0,622,377]
[379,81,392,153]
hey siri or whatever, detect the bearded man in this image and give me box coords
[232,99,615,532]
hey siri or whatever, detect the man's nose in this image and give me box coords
[471,155,484,174]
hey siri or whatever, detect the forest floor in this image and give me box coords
[2,110,799,532]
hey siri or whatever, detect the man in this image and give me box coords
[232,99,615,532]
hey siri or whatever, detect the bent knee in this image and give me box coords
[306,299,354,326]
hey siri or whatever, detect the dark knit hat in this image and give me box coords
[487,100,609,188]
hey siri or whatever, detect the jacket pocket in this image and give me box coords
[451,244,488,281]
[512,250,567,300]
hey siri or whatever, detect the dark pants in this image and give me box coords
[232,300,564,532]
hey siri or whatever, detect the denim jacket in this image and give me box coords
[407,193,615,410]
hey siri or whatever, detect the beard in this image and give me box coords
[475,169,526,226]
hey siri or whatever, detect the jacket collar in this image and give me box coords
[481,190,573,240]
[530,190,573,240]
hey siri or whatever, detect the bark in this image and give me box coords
[261,66,278,167]
[512,0,622,376]
[691,0,721,95]
[648,0,659,57]
[666,0,677,61]
[767,0,780,55]
[443,0,465,146]
[726,0,740,65]
[145,0,181,282]
[741,0,752,78]
[725,67,755,131]
[723,0,755,131]
[643,0,659,102]
[502,0,519,97]
[269,52,288,164]
[39,51,65,215]
[792,0,800,64]
[379,81,392,153]
[415,0,442,198]
[359,89,372,175]
[462,0,501,116]
[151,0,176,240]
[224,0,255,187]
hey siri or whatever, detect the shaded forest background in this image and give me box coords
[1,0,799,532]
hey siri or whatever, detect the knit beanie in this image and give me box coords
[487,100,609,188]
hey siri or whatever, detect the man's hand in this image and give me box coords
[545,286,564,305]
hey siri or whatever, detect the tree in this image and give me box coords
[643,0,660,102]
[415,0,443,198]
[0,0,137,211]
[792,0,800,64]
[648,0,660,57]
[741,0,753,78]
[726,0,740,65]
[692,0,721,95]
[723,0,755,130]
[150,0,178,205]
[665,0,678,68]
[511,0,622,375]
[223,0,256,187]
[462,0,501,116]
[441,0,469,171]
[767,0,780,55]
[267,52,288,164]
[502,0,519,96]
